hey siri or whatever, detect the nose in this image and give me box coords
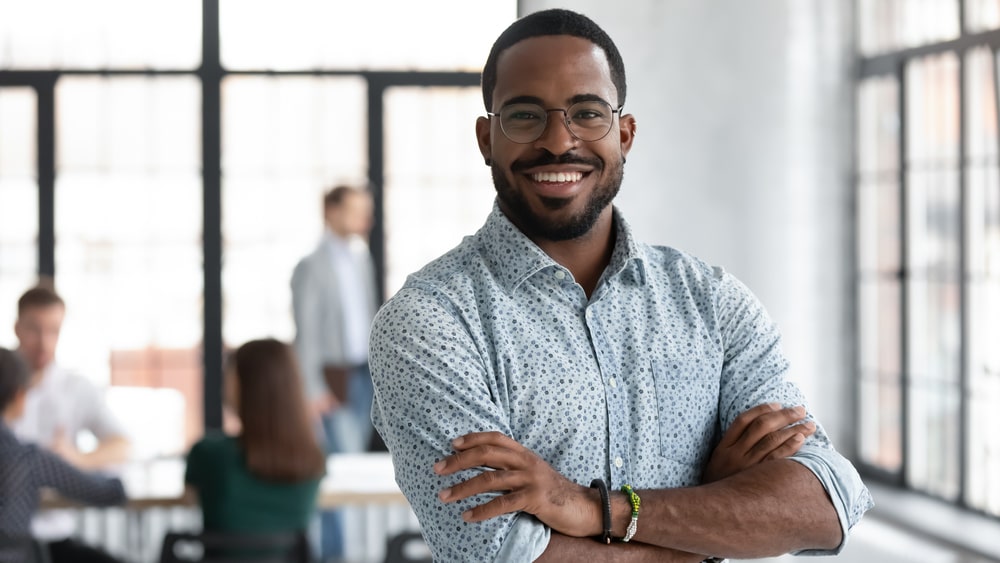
[532,109,578,155]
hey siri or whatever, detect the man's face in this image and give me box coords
[14,304,65,373]
[325,192,374,238]
[476,35,635,241]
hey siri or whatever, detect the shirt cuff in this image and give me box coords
[494,512,551,562]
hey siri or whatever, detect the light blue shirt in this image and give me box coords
[370,203,873,562]
[325,232,372,365]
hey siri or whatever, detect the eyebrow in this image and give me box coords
[499,93,612,108]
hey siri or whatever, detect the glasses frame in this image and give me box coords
[487,101,624,144]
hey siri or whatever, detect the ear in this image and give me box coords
[476,116,493,165]
[618,113,637,159]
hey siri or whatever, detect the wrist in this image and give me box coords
[609,491,633,539]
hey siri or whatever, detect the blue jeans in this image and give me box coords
[319,364,374,560]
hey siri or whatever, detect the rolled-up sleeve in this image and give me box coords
[715,269,873,554]
[790,445,874,555]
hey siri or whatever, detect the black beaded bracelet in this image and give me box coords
[590,478,612,544]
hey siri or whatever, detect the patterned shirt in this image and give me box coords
[0,423,125,559]
[370,203,873,562]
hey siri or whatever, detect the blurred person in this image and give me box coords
[0,347,126,563]
[291,184,379,454]
[369,8,872,562]
[11,282,132,550]
[291,185,378,563]
[184,338,325,542]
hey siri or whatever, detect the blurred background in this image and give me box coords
[0,0,998,561]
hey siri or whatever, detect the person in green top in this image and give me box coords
[185,338,327,536]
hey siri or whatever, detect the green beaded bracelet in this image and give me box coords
[620,484,640,542]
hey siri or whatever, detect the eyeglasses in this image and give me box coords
[488,100,623,144]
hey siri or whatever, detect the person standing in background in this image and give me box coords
[11,281,132,563]
[291,185,379,561]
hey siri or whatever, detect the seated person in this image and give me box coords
[11,282,132,562]
[0,347,126,563]
[185,338,326,540]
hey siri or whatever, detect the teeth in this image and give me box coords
[532,171,583,183]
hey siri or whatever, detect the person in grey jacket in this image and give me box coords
[290,184,379,562]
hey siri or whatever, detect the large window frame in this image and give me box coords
[0,0,481,431]
[856,2,1000,522]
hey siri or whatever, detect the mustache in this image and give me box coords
[510,152,603,173]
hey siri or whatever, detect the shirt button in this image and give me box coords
[554,270,566,280]
[609,378,617,388]
[614,457,623,468]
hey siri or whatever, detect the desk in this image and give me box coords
[44,452,408,510]
[41,453,413,562]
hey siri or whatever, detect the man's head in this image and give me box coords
[480,9,627,114]
[14,282,65,374]
[476,9,636,242]
[323,185,374,238]
[0,347,31,421]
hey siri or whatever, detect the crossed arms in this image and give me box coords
[435,404,840,562]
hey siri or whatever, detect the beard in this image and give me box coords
[491,152,624,242]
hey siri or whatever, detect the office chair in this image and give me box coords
[0,536,51,563]
[383,531,432,563]
[158,530,312,563]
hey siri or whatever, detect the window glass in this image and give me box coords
[903,52,962,500]
[856,77,904,473]
[382,86,496,297]
[55,76,202,454]
[0,88,38,348]
[221,76,367,347]
[0,0,201,70]
[858,0,960,56]
[965,0,1000,32]
[219,0,515,71]
[963,47,1000,516]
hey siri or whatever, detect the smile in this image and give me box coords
[530,171,584,183]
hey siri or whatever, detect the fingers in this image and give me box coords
[433,432,526,476]
[728,403,809,448]
[750,420,816,460]
[762,424,817,461]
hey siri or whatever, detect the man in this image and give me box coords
[369,8,872,563]
[12,282,131,562]
[291,185,379,562]
[291,184,379,454]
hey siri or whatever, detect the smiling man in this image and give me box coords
[369,9,872,562]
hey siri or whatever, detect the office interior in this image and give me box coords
[0,0,998,562]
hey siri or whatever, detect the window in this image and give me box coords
[856,0,1000,518]
[0,0,516,443]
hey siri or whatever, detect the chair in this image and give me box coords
[383,531,432,563]
[0,536,51,563]
[158,530,312,563]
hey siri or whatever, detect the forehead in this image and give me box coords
[493,35,616,108]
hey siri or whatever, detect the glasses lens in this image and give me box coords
[566,101,614,142]
[496,101,616,143]
[498,104,547,143]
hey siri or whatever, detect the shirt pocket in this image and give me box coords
[650,359,720,468]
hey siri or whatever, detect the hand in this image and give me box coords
[434,431,601,538]
[49,426,83,467]
[311,392,341,416]
[702,402,816,484]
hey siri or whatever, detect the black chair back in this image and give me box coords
[0,536,51,563]
[158,530,311,563]
[383,531,432,563]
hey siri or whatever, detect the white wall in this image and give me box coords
[520,1,857,451]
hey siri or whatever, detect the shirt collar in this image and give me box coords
[477,201,648,294]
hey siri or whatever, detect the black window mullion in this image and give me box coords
[36,75,56,278]
[201,0,224,432]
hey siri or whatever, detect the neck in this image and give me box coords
[534,210,616,299]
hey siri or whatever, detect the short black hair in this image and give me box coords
[481,8,627,111]
[0,348,30,412]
